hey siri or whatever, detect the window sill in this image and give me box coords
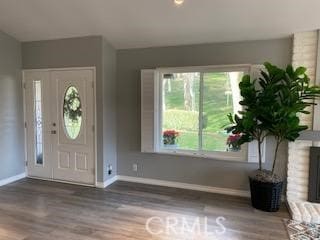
[155,149,248,163]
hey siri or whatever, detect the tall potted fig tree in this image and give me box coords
[227,62,320,212]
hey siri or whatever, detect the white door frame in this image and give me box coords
[22,67,98,187]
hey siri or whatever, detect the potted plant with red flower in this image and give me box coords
[163,130,179,148]
[227,133,241,152]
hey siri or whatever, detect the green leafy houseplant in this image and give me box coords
[226,62,320,211]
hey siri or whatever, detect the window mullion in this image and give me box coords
[157,72,162,151]
[198,72,204,151]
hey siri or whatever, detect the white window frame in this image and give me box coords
[155,64,251,162]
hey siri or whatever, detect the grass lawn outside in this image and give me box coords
[175,131,228,151]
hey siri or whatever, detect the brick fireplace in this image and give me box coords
[286,30,320,223]
[287,137,320,223]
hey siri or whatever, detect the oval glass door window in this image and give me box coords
[63,86,82,139]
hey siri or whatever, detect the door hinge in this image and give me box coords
[24,122,27,128]
[25,161,28,167]
[23,82,26,89]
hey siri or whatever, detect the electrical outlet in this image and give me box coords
[107,164,112,175]
[132,163,138,172]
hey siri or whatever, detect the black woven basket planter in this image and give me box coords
[249,177,283,212]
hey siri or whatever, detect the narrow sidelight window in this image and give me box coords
[34,80,43,165]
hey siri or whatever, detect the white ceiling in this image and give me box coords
[0,0,319,49]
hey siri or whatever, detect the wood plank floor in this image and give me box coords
[0,178,289,240]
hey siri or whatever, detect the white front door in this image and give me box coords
[24,69,95,185]
[51,70,95,184]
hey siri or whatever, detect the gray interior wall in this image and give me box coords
[116,38,292,191]
[22,36,106,182]
[21,35,292,190]
[0,31,24,180]
[102,38,117,181]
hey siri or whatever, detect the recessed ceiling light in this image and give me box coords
[174,0,184,6]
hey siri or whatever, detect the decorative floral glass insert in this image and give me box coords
[34,80,43,165]
[63,86,82,139]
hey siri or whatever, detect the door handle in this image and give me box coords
[51,130,57,134]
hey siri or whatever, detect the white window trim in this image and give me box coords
[154,64,251,162]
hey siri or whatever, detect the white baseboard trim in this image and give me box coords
[116,175,250,198]
[0,172,26,187]
[96,175,118,188]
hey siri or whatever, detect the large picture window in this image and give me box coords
[158,66,249,159]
